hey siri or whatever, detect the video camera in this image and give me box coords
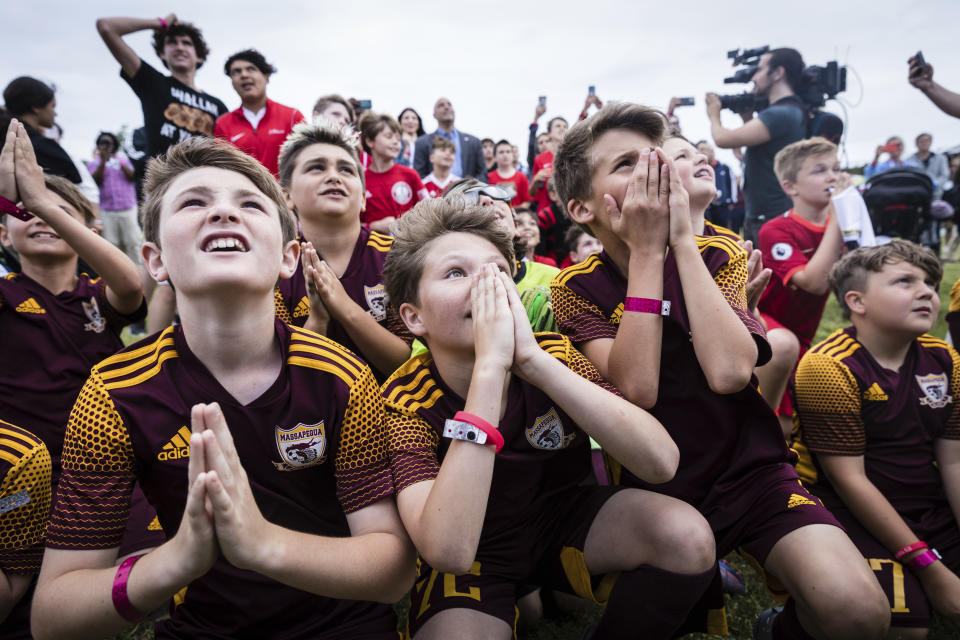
[717,46,847,113]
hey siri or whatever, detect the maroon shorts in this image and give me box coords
[118,482,167,558]
[406,485,624,638]
[831,505,960,628]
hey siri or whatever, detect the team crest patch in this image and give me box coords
[916,373,952,409]
[274,421,327,470]
[83,296,106,333]
[771,243,793,260]
[391,181,413,205]
[364,284,387,321]
[526,407,575,450]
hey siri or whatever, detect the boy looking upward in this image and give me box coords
[487,139,530,208]
[530,117,568,214]
[756,137,846,437]
[793,241,960,636]
[383,198,716,639]
[421,137,458,199]
[275,119,412,379]
[32,136,415,639]
[551,104,889,639]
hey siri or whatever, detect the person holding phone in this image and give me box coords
[909,53,960,119]
[864,136,916,180]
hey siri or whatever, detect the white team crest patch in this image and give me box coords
[526,407,575,450]
[273,421,327,470]
[364,284,387,321]
[771,243,793,261]
[916,373,952,409]
[82,296,106,333]
[391,181,413,205]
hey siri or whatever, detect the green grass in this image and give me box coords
[112,265,960,640]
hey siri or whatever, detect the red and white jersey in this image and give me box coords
[214,99,304,177]
[421,172,459,198]
[362,164,429,225]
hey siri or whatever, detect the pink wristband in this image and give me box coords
[894,541,928,561]
[624,297,671,316]
[0,194,32,221]
[906,548,942,571]
[454,411,504,453]
[112,554,147,623]
[157,17,167,29]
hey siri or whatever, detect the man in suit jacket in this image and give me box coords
[413,97,486,181]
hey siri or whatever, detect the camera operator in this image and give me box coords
[706,48,807,245]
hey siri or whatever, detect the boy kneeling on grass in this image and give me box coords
[31,136,415,639]
[382,197,716,640]
[793,240,960,638]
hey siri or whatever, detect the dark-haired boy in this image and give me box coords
[487,139,530,208]
[530,117,568,214]
[421,137,459,198]
[383,197,715,640]
[793,240,960,636]
[214,49,304,178]
[551,104,889,639]
[32,136,415,639]
[276,119,412,379]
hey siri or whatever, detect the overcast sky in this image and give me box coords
[3,0,957,173]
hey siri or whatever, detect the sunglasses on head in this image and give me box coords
[462,185,512,205]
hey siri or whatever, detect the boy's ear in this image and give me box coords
[844,289,866,317]
[279,239,300,281]
[141,241,169,284]
[282,188,296,213]
[359,191,366,214]
[781,179,798,198]
[567,198,595,227]
[0,223,9,248]
[398,301,427,338]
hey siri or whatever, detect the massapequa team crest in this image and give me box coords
[916,373,952,409]
[364,284,387,321]
[273,421,327,471]
[526,407,575,450]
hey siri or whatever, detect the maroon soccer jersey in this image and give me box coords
[274,227,412,362]
[46,320,398,639]
[487,169,531,207]
[362,163,429,225]
[794,328,960,516]
[0,273,145,478]
[757,210,830,347]
[385,333,611,577]
[551,223,796,515]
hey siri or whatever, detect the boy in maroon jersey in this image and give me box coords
[32,136,415,639]
[550,104,889,639]
[359,112,429,234]
[421,137,458,198]
[793,240,960,636]
[487,139,531,208]
[756,137,846,437]
[382,197,716,640]
[275,119,412,378]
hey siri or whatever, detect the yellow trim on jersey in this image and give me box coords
[397,379,443,411]
[0,428,34,456]
[99,337,177,382]
[553,254,603,286]
[811,328,847,352]
[288,343,364,381]
[828,339,861,361]
[385,367,433,405]
[918,334,951,350]
[695,233,743,260]
[98,327,176,368]
[104,350,180,391]
[367,231,393,252]
[287,356,357,387]
[289,326,367,362]
[403,386,444,413]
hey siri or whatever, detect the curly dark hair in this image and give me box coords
[152,21,209,70]
[224,49,276,77]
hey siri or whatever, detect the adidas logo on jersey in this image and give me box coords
[293,296,311,318]
[787,493,816,509]
[862,383,888,402]
[15,297,46,314]
[158,426,192,461]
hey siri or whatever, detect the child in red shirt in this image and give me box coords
[487,139,530,207]
[359,112,428,233]
[421,137,458,198]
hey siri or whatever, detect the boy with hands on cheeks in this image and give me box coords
[551,105,890,639]
[382,199,716,640]
[32,137,415,640]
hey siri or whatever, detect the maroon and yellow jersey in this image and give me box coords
[274,227,412,362]
[385,333,610,577]
[0,420,51,574]
[793,327,960,515]
[551,223,795,512]
[47,319,397,639]
[0,273,145,480]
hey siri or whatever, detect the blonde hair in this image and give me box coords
[774,137,838,184]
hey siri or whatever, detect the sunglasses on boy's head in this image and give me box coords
[462,185,512,205]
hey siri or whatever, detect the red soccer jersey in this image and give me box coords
[530,150,554,212]
[46,320,398,638]
[757,210,831,347]
[422,172,458,199]
[487,169,531,207]
[214,99,305,177]
[551,222,795,518]
[362,164,429,225]
[0,273,145,481]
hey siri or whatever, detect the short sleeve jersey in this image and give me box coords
[385,333,610,577]
[214,99,305,177]
[274,228,413,364]
[0,421,51,574]
[487,169,531,207]
[744,98,805,218]
[0,273,146,480]
[757,210,831,347]
[122,59,228,159]
[551,222,795,512]
[421,173,457,199]
[793,328,960,515]
[362,164,429,225]
[531,150,554,212]
[46,320,397,638]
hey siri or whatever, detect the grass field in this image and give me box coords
[112,263,960,640]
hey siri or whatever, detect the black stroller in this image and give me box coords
[862,167,936,251]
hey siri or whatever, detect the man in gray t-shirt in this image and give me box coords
[706,48,807,245]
